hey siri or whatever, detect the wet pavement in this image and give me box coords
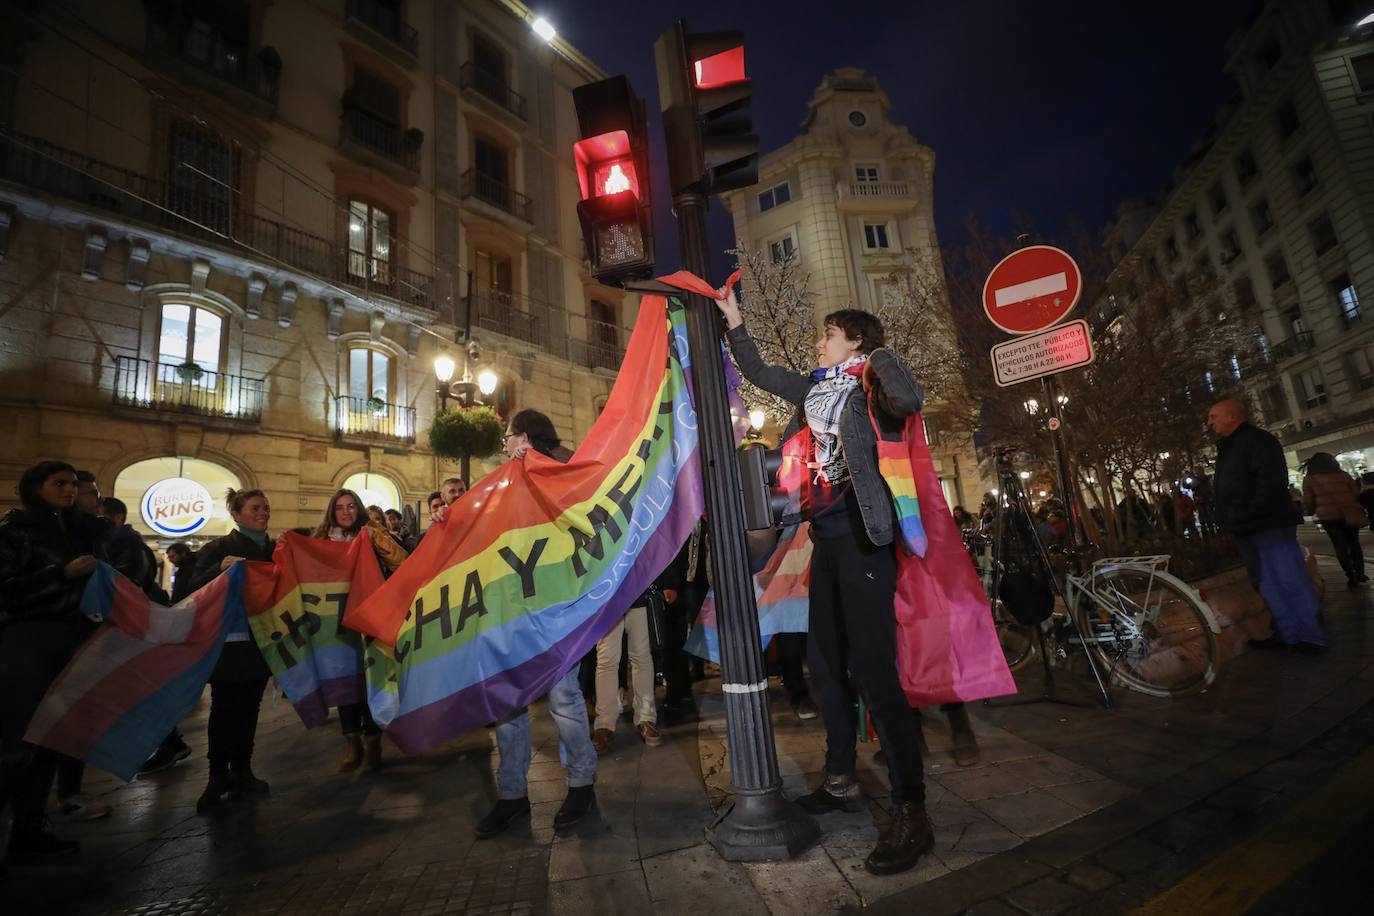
[2,543,1372,915]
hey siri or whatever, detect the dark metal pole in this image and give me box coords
[1041,375,1079,550]
[674,189,819,860]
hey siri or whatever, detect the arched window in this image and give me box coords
[114,456,243,541]
[342,472,401,512]
[349,345,394,404]
[157,301,225,372]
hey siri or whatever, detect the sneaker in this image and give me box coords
[792,697,820,721]
[637,722,663,747]
[592,728,615,756]
[796,772,863,814]
[55,795,111,822]
[553,785,596,831]
[7,823,79,864]
[137,740,192,776]
[475,796,530,839]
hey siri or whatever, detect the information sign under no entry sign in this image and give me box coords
[990,320,1095,387]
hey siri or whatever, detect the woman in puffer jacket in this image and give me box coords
[1302,452,1368,588]
[311,488,406,772]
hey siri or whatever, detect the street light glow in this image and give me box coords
[1024,398,1039,415]
[1019,471,1031,480]
[1359,13,1374,27]
[531,17,556,41]
[434,353,456,383]
[477,369,499,396]
[748,408,767,430]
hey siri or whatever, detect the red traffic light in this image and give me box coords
[693,45,745,89]
[573,130,642,200]
[571,76,655,283]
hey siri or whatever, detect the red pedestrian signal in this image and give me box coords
[655,22,759,196]
[572,77,654,284]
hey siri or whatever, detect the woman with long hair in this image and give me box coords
[1302,452,1368,588]
[0,461,110,862]
[187,488,276,812]
[312,488,407,771]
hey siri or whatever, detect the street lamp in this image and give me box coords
[1019,471,1031,481]
[477,369,499,397]
[748,408,766,431]
[1024,398,1039,415]
[1056,394,1069,407]
[434,352,456,385]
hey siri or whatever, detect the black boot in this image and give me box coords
[197,771,233,813]
[864,801,935,875]
[553,785,596,831]
[796,772,863,814]
[946,705,981,767]
[475,796,531,839]
[228,765,270,797]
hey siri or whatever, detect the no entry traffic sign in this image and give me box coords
[990,319,1095,387]
[982,245,1082,335]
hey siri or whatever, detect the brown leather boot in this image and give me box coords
[864,801,935,875]
[796,771,864,814]
[363,736,383,772]
[338,735,363,773]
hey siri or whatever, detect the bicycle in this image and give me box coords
[978,448,1224,701]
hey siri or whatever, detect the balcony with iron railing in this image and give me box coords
[344,0,419,62]
[144,19,280,115]
[459,169,532,224]
[569,317,623,371]
[0,131,436,311]
[339,106,421,184]
[114,357,264,422]
[1269,330,1316,363]
[334,395,416,444]
[467,289,563,356]
[458,62,527,121]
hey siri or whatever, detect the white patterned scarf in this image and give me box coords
[804,355,867,482]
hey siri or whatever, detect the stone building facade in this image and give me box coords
[0,0,631,540]
[720,68,983,508]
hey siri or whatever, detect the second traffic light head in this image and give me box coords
[572,76,655,283]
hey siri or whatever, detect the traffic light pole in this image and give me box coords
[673,188,820,860]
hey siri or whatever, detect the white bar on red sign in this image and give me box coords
[993,271,1068,308]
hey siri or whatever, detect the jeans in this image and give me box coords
[339,702,381,737]
[207,643,268,774]
[494,668,597,799]
[595,606,656,732]
[1320,520,1366,583]
[808,532,926,804]
[1234,526,1328,646]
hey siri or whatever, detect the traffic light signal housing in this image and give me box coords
[738,445,787,531]
[654,20,759,196]
[572,76,655,284]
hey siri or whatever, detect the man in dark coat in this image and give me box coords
[1209,399,1326,650]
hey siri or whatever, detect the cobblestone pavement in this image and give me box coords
[2,552,1371,915]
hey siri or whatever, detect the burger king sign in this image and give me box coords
[141,477,214,537]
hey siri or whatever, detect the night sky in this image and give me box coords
[545,0,1260,280]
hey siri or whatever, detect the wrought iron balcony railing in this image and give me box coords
[1269,330,1315,363]
[459,169,532,222]
[458,62,527,120]
[114,357,264,421]
[345,0,419,58]
[340,108,420,174]
[145,20,280,109]
[335,395,416,443]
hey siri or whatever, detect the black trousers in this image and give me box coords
[207,642,268,774]
[808,533,925,804]
[1321,520,1366,582]
[0,618,93,838]
[776,633,810,704]
[338,702,380,737]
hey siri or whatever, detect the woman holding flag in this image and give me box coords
[311,488,407,772]
[715,290,935,877]
[187,488,276,813]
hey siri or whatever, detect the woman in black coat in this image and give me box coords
[0,461,109,863]
[188,487,275,813]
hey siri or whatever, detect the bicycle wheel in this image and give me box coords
[1074,566,1219,698]
[993,597,1036,671]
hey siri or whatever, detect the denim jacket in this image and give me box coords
[725,324,924,547]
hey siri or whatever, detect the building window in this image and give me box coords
[1261,382,1291,420]
[1220,230,1241,264]
[1230,354,1243,381]
[472,248,513,307]
[1274,100,1301,140]
[1208,182,1228,216]
[1352,52,1374,93]
[1291,155,1319,195]
[1348,347,1374,390]
[1251,198,1274,236]
[1233,276,1256,310]
[757,181,791,212]
[854,165,880,182]
[167,119,241,236]
[471,32,509,101]
[1184,210,1202,240]
[769,234,797,264]
[347,200,392,285]
[474,135,510,186]
[1309,212,1339,255]
[863,223,890,249]
[586,300,620,371]
[1333,274,1361,326]
[1266,250,1291,288]
[348,346,393,403]
[158,302,225,372]
[1234,148,1258,186]
[1296,367,1328,408]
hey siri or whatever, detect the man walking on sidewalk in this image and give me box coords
[1209,399,1327,651]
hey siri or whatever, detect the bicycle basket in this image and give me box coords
[998,569,1055,626]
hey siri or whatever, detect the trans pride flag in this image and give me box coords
[25,562,244,781]
[346,285,704,754]
[242,533,384,727]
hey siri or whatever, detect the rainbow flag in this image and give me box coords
[686,521,813,661]
[25,562,244,781]
[242,533,385,727]
[346,288,703,754]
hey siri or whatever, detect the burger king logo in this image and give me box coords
[141,477,213,537]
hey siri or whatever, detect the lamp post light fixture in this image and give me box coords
[1056,394,1069,407]
[748,408,767,431]
[477,369,499,398]
[434,342,501,486]
[1019,470,1031,481]
[1024,398,1039,415]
